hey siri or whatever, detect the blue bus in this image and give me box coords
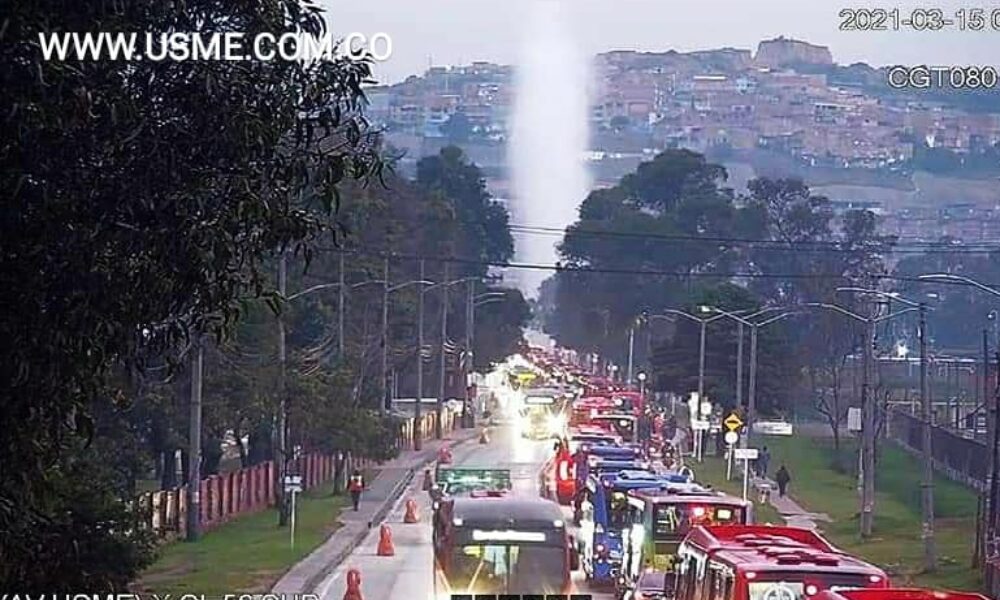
[578,469,692,584]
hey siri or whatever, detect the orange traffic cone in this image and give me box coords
[343,568,363,600]
[376,524,395,556]
[404,498,419,523]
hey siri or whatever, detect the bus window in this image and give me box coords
[449,544,565,595]
[707,566,733,600]
[654,505,746,539]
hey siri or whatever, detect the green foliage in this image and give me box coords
[1,0,382,588]
[541,151,892,418]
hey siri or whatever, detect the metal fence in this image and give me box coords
[888,407,988,491]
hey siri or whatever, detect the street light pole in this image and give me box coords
[186,338,203,541]
[627,327,635,386]
[861,312,875,538]
[748,325,758,448]
[698,320,707,404]
[276,252,289,526]
[736,321,744,446]
[437,262,449,440]
[464,280,474,428]
[337,252,345,357]
[919,302,937,570]
[415,259,425,451]
[829,288,927,539]
[380,256,389,416]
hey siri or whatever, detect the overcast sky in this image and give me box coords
[323,0,1000,84]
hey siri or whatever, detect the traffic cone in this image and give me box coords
[376,524,395,556]
[422,468,433,491]
[479,427,490,444]
[343,568,363,600]
[438,445,452,464]
[404,498,419,523]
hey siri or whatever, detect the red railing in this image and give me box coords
[143,409,457,536]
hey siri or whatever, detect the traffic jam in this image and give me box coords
[424,348,985,600]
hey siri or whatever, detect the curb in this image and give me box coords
[299,429,480,593]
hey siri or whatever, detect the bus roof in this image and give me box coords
[685,524,839,553]
[814,590,988,600]
[628,487,746,506]
[684,525,886,577]
[449,496,565,528]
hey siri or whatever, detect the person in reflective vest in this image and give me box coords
[348,469,365,511]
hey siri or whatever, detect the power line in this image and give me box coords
[507,223,1000,255]
[315,245,1000,287]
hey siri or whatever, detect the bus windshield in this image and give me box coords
[653,504,746,540]
[746,573,875,600]
[447,544,566,594]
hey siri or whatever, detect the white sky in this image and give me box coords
[323,0,1000,84]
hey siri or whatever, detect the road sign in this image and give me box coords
[753,421,793,436]
[283,475,303,493]
[847,407,862,432]
[724,413,744,432]
[691,419,710,431]
[734,448,759,460]
[724,431,739,445]
[699,401,713,417]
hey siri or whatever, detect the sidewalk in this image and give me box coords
[750,474,832,530]
[271,428,480,594]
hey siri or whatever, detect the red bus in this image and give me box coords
[675,525,889,600]
[814,590,987,600]
[433,494,579,596]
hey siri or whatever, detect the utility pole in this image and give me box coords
[464,280,474,429]
[276,252,289,526]
[991,350,1000,596]
[186,338,203,541]
[986,330,997,580]
[380,256,389,416]
[337,252,345,357]
[747,325,757,449]
[627,327,635,386]
[415,259,424,451]
[437,262,449,440]
[698,320,707,404]
[860,313,875,538]
[919,303,937,570]
[736,321,750,448]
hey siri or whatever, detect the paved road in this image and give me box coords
[315,423,614,600]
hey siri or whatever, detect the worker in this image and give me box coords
[348,469,365,511]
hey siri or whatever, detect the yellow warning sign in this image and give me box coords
[724,413,744,432]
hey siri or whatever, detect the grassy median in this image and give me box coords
[761,436,980,591]
[135,487,348,597]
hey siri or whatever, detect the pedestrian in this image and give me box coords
[348,468,365,511]
[759,446,771,477]
[775,465,791,497]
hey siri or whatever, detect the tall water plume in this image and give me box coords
[509,0,591,297]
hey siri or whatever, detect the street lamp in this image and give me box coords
[702,306,798,448]
[806,292,921,540]
[637,371,647,397]
[646,309,731,410]
[919,272,1000,581]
